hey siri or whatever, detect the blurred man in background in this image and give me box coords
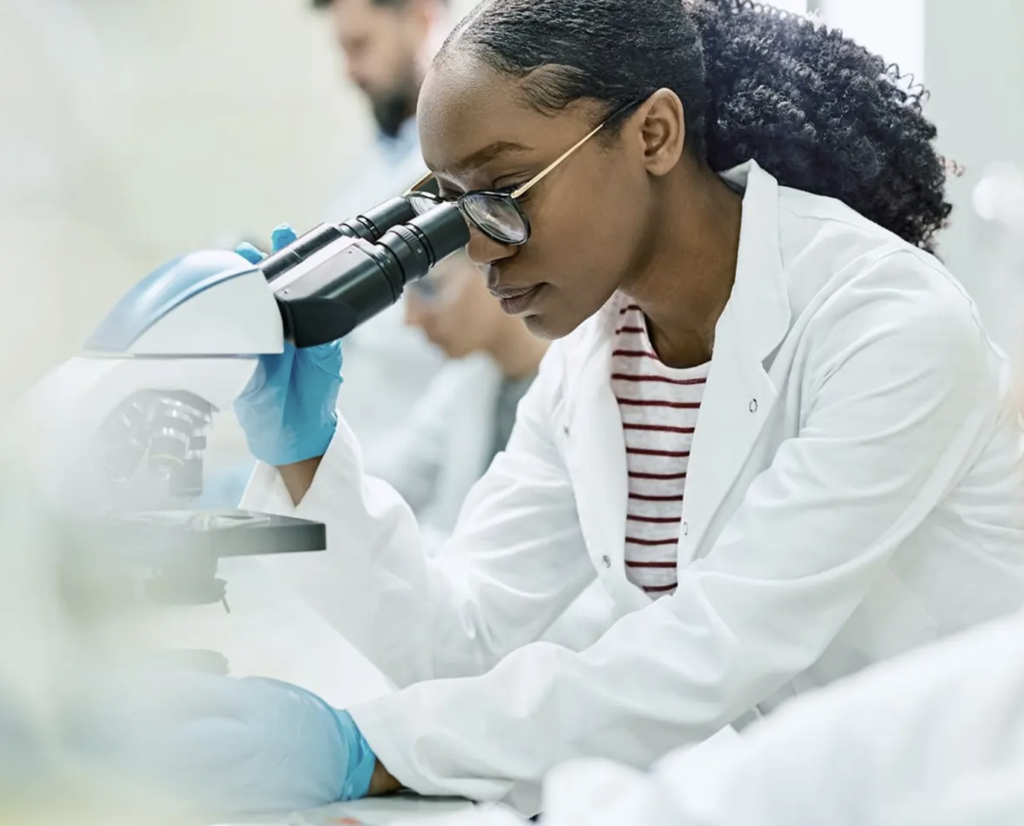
[314,0,453,462]
[203,0,455,507]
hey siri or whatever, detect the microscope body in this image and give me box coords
[3,197,468,611]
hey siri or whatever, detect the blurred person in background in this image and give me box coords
[375,249,550,549]
[394,250,616,648]
[316,0,454,463]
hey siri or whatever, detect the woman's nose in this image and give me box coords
[465,225,517,268]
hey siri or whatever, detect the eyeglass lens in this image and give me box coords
[460,194,528,245]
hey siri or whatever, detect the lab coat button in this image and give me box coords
[601,555,611,568]
[563,425,570,437]
[749,398,758,413]
[682,522,689,536]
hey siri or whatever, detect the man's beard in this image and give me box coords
[369,70,420,138]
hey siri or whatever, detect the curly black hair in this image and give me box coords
[312,0,449,8]
[440,0,952,252]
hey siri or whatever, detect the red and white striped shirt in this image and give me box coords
[612,297,709,598]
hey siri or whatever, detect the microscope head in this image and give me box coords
[3,193,468,610]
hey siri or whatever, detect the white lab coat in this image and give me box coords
[243,160,1024,813]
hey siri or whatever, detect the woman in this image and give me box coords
[207,0,1024,815]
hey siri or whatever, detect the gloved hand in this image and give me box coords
[76,668,378,815]
[234,225,344,466]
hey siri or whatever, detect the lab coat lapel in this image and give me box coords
[564,314,637,605]
[680,161,792,563]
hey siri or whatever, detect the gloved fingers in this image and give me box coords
[271,223,298,253]
[236,222,295,263]
[235,242,267,265]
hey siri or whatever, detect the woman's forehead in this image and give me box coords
[418,57,586,176]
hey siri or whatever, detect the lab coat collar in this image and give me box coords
[680,159,790,561]
[717,159,791,363]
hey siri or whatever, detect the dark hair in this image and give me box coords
[439,0,951,252]
[313,0,448,8]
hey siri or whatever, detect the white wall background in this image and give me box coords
[817,0,925,83]
[924,0,1024,353]
[812,0,1024,353]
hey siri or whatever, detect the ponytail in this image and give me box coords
[692,2,950,251]
[441,0,951,251]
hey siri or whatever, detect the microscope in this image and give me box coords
[5,188,466,632]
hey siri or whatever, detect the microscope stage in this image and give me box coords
[84,509,327,567]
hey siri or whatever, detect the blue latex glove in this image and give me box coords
[234,225,344,466]
[73,669,377,814]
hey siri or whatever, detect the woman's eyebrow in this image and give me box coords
[448,140,532,170]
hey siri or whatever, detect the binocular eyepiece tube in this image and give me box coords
[263,198,470,348]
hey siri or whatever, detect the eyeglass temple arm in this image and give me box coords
[403,117,609,200]
[404,170,436,196]
[512,120,609,199]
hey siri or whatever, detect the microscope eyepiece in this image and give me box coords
[378,202,472,282]
[273,202,470,348]
[339,196,418,243]
[258,196,420,282]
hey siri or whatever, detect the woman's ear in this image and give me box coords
[634,89,685,177]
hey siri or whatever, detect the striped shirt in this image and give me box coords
[612,298,709,597]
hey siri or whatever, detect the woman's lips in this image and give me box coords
[492,284,544,315]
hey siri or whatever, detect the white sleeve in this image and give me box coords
[397,614,1024,826]
[651,611,1024,826]
[346,255,1004,812]
[240,345,595,689]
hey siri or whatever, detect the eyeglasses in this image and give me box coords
[404,99,643,247]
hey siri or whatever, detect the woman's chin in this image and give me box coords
[522,302,593,341]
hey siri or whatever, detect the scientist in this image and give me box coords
[159,0,1024,816]
[314,0,453,460]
